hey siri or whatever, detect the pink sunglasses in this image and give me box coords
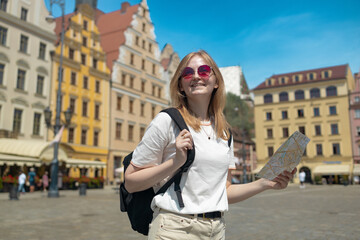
[181,65,213,80]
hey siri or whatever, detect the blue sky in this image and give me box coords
[45,0,360,89]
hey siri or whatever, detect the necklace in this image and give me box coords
[201,126,212,140]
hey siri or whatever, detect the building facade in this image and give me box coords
[220,66,252,101]
[51,3,110,178]
[97,0,169,184]
[0,0,55,140]
[252,64,354,184]
[160,43,180,102]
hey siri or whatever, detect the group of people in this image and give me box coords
[17,168,49,194]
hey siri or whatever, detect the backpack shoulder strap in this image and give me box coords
[228,128,232,148]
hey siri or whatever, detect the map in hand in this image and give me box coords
[256,131,310,180]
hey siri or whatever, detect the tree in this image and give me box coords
[224,93,254,137]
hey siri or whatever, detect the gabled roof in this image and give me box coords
[54,12,76,44]
[253,64,348,91]
[96,4,139,70]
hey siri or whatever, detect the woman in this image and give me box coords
[125,50,295,239]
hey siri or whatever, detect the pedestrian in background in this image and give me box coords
[28,168,36,192]
[42,171,49,192]
[125,50,296,239]
[299,170,306,188]
[18,170,26,194]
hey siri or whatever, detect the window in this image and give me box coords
[332,143,340,155]
[295,90,304,100]
[69,48,74,60]
[81,129,87,145]
[142,39,145,49]
[130,76,134,88]
[140,127,145,140]
[95,80,100,93]
[142,23,146,32]
[314,107,320,117]
[95,104,100,119]
[141,81,145,92]
[36,75,44,95]
[331,124,338,135]
[326,86,337,97]
[152,63,156,75]
[121,74,126,85]
[82,37,87,47]
[13,109,22,134]
[267,129,273,138]
[115,122,122,139]
[294,75,299,82]
[0,63,4,85]
[0,26,7,46]
[324,71,329,78]
[355,96,360,103]
[316,144,323,156]
[19,35,28,53]
[135,36,139,46]
[81,54,86,65]
[152,106,155,119]
[83,76,88,89]
[268,146,274,157]
[20,7,28,21]
[140,103,145,116]
[68,127,74,143]
[279,92,288,102]
[82,101,88,117]
[129,99,134,114]
[0,0,7,11]
[158,88,162,98]
[152,85,156,96]
[69,97,76,114]
[310,88,320,98]
[39,43,46,60]
[16,69,26,90]
[130,53,134,65]
[297,109,304,118]
[281,110,288,119]
[128,125,134,141]
[264,94,273,103]
[93,131,99,146]
[92,58,97,69]
[83,20,88,30]
[149,43,152,53]
[266,112,272,121]
[309,73,314,80]
[71,72,76,85]
[32,113,41,136]
[315,125,321,136]
[282,127,289,138]
[267,79,272,86]
[329,106,337,115]
[116,96,122,110]
[299,126,305,135]
[280,77,285,84]
[142,59,145,70]
[356,110,360,119]
[357,126,360,136]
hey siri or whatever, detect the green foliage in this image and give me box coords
[224,93,254,136]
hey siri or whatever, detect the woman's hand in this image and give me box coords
[175,129,193,167]
[261,168,297,190]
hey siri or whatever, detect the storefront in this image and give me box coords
[313,164,350,184]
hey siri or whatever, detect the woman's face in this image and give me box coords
[179,55,218,99]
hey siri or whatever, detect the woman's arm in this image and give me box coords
[226,168,296,204]
[125,129,193,193]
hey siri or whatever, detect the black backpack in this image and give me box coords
[119,108,232,236]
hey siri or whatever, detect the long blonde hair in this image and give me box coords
[169,50,230,140]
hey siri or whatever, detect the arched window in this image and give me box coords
[279,92,289,102]
[326,86,337,97]
[310,88,320,98]
[264,94,273,103]
[295,90,305,100]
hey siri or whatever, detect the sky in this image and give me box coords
[45,0,360,89]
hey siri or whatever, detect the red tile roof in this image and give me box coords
[96,4,139,70]
[253,64,349,91]
[54,12,76,44]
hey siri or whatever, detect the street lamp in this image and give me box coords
[234,107,247,184]
[46,0,66,198]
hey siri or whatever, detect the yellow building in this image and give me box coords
[252,64,354,184]
[50,3,110,178]
[97,1,169,184]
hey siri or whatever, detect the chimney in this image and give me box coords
[121,2,130,14]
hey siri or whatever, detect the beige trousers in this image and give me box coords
[148,208,226,240]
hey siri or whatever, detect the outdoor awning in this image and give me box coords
[353,164,360,175]
[64,158,106,168]
[313,164,350,175]
[0,154,41,166]
[252,164,264,174]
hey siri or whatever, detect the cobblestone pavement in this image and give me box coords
[0,184,359,240]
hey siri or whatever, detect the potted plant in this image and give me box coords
[78,176,90,196]
[2,175,18,200]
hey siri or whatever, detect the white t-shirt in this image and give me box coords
[18,173,26,185]
[131,112,236,214]
[299,172,306,182]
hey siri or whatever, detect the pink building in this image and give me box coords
[349,72,360,180]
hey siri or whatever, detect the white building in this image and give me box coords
[220,66,252,101]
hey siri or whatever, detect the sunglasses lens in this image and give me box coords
[198,65,211,77]
[181,67,194,79]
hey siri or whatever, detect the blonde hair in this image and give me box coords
[169,50,230,140]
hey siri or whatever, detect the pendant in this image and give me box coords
[208,137,210,140]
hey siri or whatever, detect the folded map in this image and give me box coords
[256,131,310,180]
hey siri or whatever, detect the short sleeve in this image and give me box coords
[131,112,173,168]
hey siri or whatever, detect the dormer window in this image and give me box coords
[280,77,285,84]
[295,75,299,82]
[309,73,314,80]
[83,20,88,31]
[324,71,329,78]
[267,79,272,86]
